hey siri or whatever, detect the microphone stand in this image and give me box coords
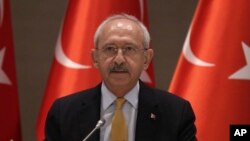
[82,119,105,141]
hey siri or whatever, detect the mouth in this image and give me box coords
[110,70,129,73]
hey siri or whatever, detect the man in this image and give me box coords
[45,14,197,141]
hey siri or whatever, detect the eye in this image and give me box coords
[103,45,117,55]
[124,46,136,53]
[126,46,133,51]
[105,46,115,51]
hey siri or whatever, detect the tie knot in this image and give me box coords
[115,98,125,109]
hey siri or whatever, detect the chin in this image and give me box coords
[107,77,131,87]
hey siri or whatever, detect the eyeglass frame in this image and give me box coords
[95,45,148,57]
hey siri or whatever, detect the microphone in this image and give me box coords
[82,119,105,141]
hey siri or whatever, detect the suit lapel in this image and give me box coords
[79,84,102,141]
[135,82,160,141]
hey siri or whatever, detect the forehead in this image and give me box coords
[102,18,143,35]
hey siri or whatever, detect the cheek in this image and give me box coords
[127,57,145,71]
[97,58,112,71]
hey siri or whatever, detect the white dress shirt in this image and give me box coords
[100,82,139,141]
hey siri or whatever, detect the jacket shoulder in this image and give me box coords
[153,89,189,105]
[55,84,101,104]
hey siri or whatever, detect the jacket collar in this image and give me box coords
[79,83,102,141]
[78,81,160,141]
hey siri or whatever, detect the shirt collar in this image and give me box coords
[101,81,139,111]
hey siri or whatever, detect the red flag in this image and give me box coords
[36,0,155,140]
[169,0,250,140]
[0,0,22,140]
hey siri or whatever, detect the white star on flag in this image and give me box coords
[229,42,250,80]
[0,47,12,85]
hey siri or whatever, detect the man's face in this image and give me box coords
[92,19,153,91]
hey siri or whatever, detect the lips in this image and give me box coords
[110,70,128,73]
[110,68,128,73]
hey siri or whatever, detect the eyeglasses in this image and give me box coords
[97,46,147,57]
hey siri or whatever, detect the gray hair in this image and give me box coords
[94,14,150,49]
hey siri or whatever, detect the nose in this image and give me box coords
[113,49,126,65]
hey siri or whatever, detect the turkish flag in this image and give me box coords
[0,0,22,141]
[169,0,250,140]
[36,0,155,140]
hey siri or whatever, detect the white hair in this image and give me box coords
[94,14,151,49]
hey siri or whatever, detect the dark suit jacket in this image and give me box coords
[45,82,196,141]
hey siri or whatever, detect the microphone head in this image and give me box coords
[96,119,105,128]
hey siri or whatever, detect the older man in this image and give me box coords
[45,14,197,141]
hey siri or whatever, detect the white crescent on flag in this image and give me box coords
[183,28,215,67]
[55,32,91,69]
[0,47,12,85]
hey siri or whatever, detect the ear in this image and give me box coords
[91,48,99,68]
[143,48,154,70]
